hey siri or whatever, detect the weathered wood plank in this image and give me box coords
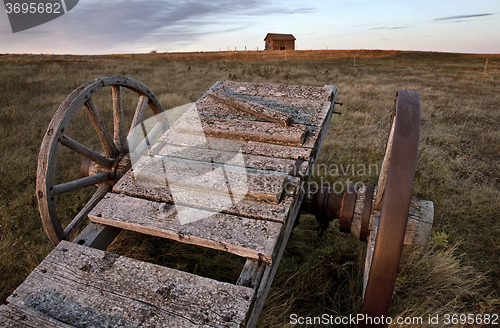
[207,90,294,127]
[198,91,331,126]
[214,81,334,101]
[72,222,122,251]
[175,115,307,146]
[157,143,297,174]
[0,304,72,328]
[131,156,287,204]
[159,129,312,160]
[89,193,283,263]
[8,241,254,328]
[350,186,434,246]
[237,259,267,289]
[113,171,296,223]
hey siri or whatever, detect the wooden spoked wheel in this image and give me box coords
[359,90,420,325]
[36,76,166,245]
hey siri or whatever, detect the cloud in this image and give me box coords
[433,13,494,21]
[2,0,315,53]
[370,26,413,30]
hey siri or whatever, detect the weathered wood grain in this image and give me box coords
[363,215,379,299]
[114,171,296,223]
[0,304,72,328]
[159,129,312,160]
[214,81,334,101]
[112,86,128,153]
[130,156,287,204]
[61,135,114,168]
[374,114,396,210]
[157,143,297,175]
[198,91,331,127]
[8,241,254,328]
[72,222,122,251]
[84,98,119,158]
[174,116,307,146]
[89,193,283,263]
[207,90,294,126]
[350,186,434,246]
[52,172,109,196]
[63,184,111,238]
[237,260,267,289]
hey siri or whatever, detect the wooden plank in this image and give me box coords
[0,304,72,328]
[131,156,287,204]
[350,186,434,246]
[8,241,254,328]
[198,91,331,126]
[89,193,283,263]
[72,222,122,251]
[157,143,297,174]
[159,130,312,160]
[113,171,296,223]
[237,259,267,289]
[214,81,334,101]
[175,116,307,147]
[207,90,294,127]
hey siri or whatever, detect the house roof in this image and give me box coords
[264,33,296,41]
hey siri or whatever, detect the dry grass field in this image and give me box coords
[0,50,499,327]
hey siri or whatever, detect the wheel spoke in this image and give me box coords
[53,172,110,196]
[84,98,119,158]
[112,86,128,153]
[134,121,167,155]
[128,95,149,137]
[64,184,111,238]
[61,135,114,168]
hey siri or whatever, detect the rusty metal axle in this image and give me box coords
[299,185,358,237]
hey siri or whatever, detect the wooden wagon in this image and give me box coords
[1,77,433,327]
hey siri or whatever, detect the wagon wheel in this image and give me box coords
[36,76,167,245]
[359,90,420,326]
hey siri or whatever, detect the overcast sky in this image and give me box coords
[0,0,498,54]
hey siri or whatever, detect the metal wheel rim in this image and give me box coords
[360,90,420,323]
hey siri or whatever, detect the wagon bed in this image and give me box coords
[1,81,340,327]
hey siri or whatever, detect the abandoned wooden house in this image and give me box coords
[264,33,296,51]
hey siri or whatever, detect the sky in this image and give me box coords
[0,0,499,54]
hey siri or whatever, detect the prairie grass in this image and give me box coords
[0,50,499,326]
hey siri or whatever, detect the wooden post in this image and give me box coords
[484,58,488,77]
[285,50,287,60]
